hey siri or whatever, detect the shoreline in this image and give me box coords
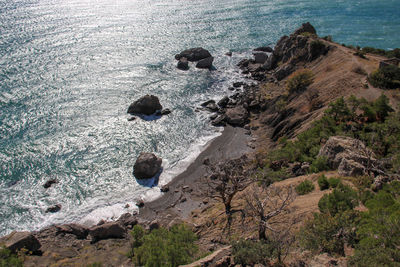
[137,125,252,222]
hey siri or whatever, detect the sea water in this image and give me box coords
[1,0,399,235]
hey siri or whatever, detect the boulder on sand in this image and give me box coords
[134,152,162,179]
[175,47,212,62]
[225,106,249,127]
[127,95,163,116]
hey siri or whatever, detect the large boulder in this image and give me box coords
[196,56,214,69]
[56,223,88,239]
[175,47,212,62]
[0,231,41,253]
[254,46,273,53]
[293,22,317,36]
[225,106,249,127]
[127,95,163,116]
[89,222,126,242]
[253,52,268,64]
[134,152,162,179]
[318,136,382,177]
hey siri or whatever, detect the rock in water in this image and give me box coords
[253,46,273,52]
[0,231,41,254]
[196,56,214,69]
[43,179,58,189]
[175,47,212,62]
[253,52,268,64]
[177,57,189,70]
[127,95,163,116]
[133,152,162,179]
[46,204,61,213]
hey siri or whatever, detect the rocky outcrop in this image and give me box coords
[127,95,163,116]
[55,224,88,239]
[201,100,218,112]
[318,136,384,177]
[196,56,214,69]
[254,46,273,53]
[0,231,41,253]
[89,222,126,243]
[175,47,212,62]
[133,152,162,179]
[293,22,317,36]
[254,52,268,64]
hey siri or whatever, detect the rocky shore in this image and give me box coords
[2,22,399,266]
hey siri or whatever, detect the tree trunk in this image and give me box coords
[258,221,267,240]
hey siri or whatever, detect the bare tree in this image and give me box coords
[245,184,296,241]
[204,155,254,230]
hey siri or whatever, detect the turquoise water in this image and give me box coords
[1,0,399,235]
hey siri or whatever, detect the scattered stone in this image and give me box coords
[97,219,106,226]
[196,56,214,69]
[177,57,189,70]
[124,204,130,208]
[237,59,250,68]
[209,113,218,120]
[127,117,136,121]
[89,222,125,242]
[202,198,209,204]
[0,231,41,254]
[253,46,273,53]
[175,47,212,62]
[253,52,268,64]
[46,204,61,213]
[160,185,170,193]
[180,197,187,203]
[127,95,163,115]
[182,185,192,192]
[203,158,210,166]
[228,87,235,91]
[133,152,162,179]
[43,179,58,189]
[225,51,232,57]
[372,175,391,192]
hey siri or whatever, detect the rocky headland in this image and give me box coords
[2,22,400,266]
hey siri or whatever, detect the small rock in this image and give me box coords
[180,197,187,203]
[177,57,189,70]
[124,204,130,208]
[97,219,106,226]
[43,179,58,189]
[175,47,212,62]
[182,185,191,192]
[228,87,235,91]
[233,82,245,88]
[201,100,218,112]
[127,117,136,121]
[136,201,145,208]
[217,96,229,108]
[203,158,210,165]
[46,204,61,213]
[225,51,232,56]
[209,113,218,120]
[149,220,159,231]
[161,108,171,115]
[211,115,226,127]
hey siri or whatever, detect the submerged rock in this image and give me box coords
[127,95,163,116]
[43,179,58,189]
[133,152,162,179]
[46,204,61,213]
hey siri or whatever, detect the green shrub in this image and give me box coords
[318,184,358,216]
[286,69,314,93]
[130,224,198,267]
[349,182,400,266]
[86,263,102,267]
[296,180,315,195]
[328,177,340,188]
[310,156,329,173]
[368,65,400,89]
[318,175,330,190]
[232,239,274,266]
[299,210,360,256]
[354,51,366,59]
[0,247,23,267]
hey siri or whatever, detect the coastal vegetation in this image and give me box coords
[0,247,23,267]
[295,180,315,195]
[129,224,198,267]
[368,65,400,89]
